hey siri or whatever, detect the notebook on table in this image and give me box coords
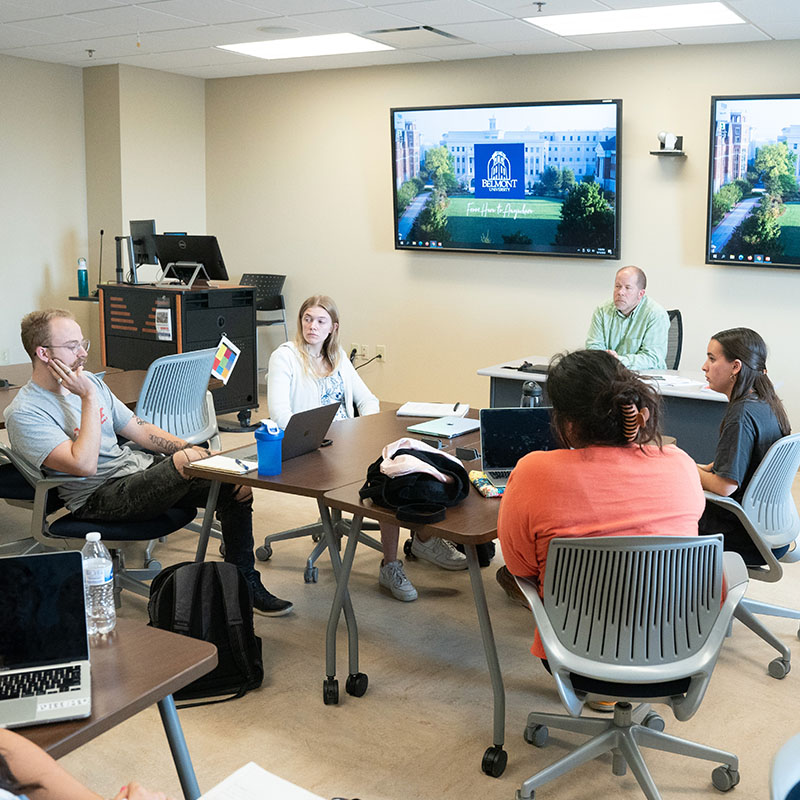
[479,407,557,489]
[0,551,92,728]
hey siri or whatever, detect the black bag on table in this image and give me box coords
[147,561,263,706]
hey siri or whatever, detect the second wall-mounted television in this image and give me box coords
[391,98,621,259]
[706,94,800,270]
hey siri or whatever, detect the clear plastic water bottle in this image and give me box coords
[77,257,89,298]
[81,532,116,635]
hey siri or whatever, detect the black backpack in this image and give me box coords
[148,561,263,705]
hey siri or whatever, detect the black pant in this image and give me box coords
[73,455,259,583]
[698,500,764,566]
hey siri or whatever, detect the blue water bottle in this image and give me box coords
[77,257,89,298]
[254,419,284,476]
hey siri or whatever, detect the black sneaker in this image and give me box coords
[252,586,294,617]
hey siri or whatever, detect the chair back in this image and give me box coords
[544,535,723,666]
[666,309,683,370]
[740,433,800,550]
[240,273,286,312]
[771,732,800,800]
[135,348,218,446]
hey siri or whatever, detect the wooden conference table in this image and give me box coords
[478,354,727,462]
[21,618,218,800]
[0,365,147,429]
[184,407,509,776]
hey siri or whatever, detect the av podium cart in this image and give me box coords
[98,284,257,418]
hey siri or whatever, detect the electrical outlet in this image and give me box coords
[359,343,369,359]
[0,349,8,365]
[376,344,387,363]
[350,343,360,359]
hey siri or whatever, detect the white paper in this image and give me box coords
[191,455,256,474]
[200,762,326,800]
[397,401,469,418]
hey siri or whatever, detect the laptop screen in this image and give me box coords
[480,407,558,471]
[0,552,88,671]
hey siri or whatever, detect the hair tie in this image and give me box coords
[622,403,650,442]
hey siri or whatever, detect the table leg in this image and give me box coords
[157,695,201,800]
[320,500,365,704]
[194,479,221,563]
[464,544,508,777]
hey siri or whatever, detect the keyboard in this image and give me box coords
[486,469,511,480]
[0,665,82,700]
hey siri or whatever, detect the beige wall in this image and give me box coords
[205,39,800,424]
[0,54,88,364]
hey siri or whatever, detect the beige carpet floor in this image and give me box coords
[1,427,799,800]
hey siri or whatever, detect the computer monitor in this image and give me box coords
[129,219,158,266]
[152,235,229,282]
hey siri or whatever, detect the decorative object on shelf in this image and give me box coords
[650,131,685,157]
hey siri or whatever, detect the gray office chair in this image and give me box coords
[771,732,800,800]
[704,432,800,679]
[240,273,289,379]
[0,442,195,603]
[514,535,747,800]
[666,308,683,370]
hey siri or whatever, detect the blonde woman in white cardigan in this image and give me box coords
[267,295,466,600]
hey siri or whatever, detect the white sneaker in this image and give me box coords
[379,560,418,602]
[411,536,468,571]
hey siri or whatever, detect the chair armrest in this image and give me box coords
[703,491,783,578]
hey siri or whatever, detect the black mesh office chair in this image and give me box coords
[666,309,683,370]
[240,273,289,378]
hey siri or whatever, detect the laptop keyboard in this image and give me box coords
[486,469,512,480]
[0,665,82,700]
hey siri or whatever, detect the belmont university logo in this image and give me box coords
[474,143,524,199]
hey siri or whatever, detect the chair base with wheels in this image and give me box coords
[518,701,739,800]
[257,509,382,583]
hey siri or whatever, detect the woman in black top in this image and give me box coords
[697,327,791,564]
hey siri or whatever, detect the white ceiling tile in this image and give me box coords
[659,22,771,44]
[437,18,555,43]
[278,6,417,32]
[0,0,121,23]
[759,19,800,38]
[380,0,510,25]
[567,29,676,48]
[478,0,607,11]
[71,4,204,33]
[5,14,104,37]
[236,0,360,13]
[485,36,591,54]
[726,0,800,23]
[150,0,272,25]
[117,45,255,69]
[0,25,61,48]
[405,41,506,59]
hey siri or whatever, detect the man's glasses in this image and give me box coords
[43,339,91,355]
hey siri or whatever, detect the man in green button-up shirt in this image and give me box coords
[585,266,670,370]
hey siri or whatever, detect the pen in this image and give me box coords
[233,458,251,470]
[453,402,460,412]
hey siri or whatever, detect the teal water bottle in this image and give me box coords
[77,257,89,298]
[254,419,284,475]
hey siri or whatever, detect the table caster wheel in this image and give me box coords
[523,724,548,747]
[481,745,507,777]
[768,657,790,679]
[346,672,368,697]
[403,537,414,558]
[218,542,225,557]
[515,791,534,800]
[144,559,162,571]
[256,544,272,562]
[642,712,665,731]
[323,678,339,705]
[304,566,319,583]
[712,765,740,792]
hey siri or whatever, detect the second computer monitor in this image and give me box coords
[152,234,229,282]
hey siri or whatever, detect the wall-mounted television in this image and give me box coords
[391,99,621,259]
[706,94,800,270]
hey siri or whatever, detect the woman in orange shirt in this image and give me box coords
[498,349,705,663]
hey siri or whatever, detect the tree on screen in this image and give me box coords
[411,189,451,242]
[726,195,784,259]
[422,147,459,194]
[554,182,615,249]
[754,143,798,200]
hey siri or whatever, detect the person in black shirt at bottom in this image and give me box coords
[697,327,791,564]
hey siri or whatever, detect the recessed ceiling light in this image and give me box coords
[217,32,393,60]
[525,2,745,36]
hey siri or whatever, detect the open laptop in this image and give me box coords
[239,404,340,464]
[479,407,557,489]
[406,415,480,439]
[0,551,92,728]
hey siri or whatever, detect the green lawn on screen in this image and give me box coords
[778,202,800,256]
[445,196,562,246]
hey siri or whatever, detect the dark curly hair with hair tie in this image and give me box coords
[547,349,663,449]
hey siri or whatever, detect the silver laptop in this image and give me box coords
[238,404,340,464]
[479,407,557,488]
[0,551,92,728]
[406,415,480,439]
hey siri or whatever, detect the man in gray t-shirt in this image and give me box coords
[5,309,292,617]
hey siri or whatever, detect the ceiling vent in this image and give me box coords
[365,26,468,48]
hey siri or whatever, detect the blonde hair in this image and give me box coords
[20,309,75,360]
[294,295,341,376]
